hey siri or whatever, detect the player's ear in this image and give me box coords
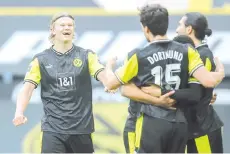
[142,25,150,35]
[50,23,55,35]
[186,25,193,35]
[145,26,150,34]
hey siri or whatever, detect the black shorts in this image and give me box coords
[41,131,94,153]
[135,113,188,153]
[187,128,223,153]
[123,131,136,153]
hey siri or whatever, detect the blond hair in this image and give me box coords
[49,12,75,44]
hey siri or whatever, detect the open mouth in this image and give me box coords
[63,32,71,36]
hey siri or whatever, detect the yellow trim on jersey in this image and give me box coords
[115,53,138,84]
[40,131,43,153]
[135,114,144,149]
[88,52,104,79]
[188,46,204,76]
[195,135,211,153]
[205,58,212,71]
[128,132,136,153]
[189,57,212,84]
[91,133,93,140]
[188,77,201,84]
[24,58,41,86]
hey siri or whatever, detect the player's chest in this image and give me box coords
[40,55,88,81]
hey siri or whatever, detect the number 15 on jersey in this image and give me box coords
[151,63,181,90]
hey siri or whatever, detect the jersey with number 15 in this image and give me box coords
[115,40,204,123]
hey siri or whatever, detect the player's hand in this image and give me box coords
[104,87,118,94]
[214,57,225,75]
[106,55,117,69]
[157,91,176,110]
[210,93,217,105]
[13,112,28,126]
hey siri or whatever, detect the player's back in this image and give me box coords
[188,44,223,138]
[135,40,201,122]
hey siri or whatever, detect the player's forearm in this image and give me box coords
[162,84,202,105]
[121,84,162,105]
[105,66,119,90]
[122,90,161,105]
[193,67,224,88]
[97,67,121,90]
[202,72,224,88]
[210,71,225,85]
[16,83,34,114]
[16,90,32,114]
[142,88,161,97]
[99,60,122,90]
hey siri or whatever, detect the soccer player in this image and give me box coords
[141,34,223,153]
[103,4,225,153]
[12,12,112,153]
[176,12,224,153]
[122,35,194,154]
[122,35,218,154]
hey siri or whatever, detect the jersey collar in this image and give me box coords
[145,39,171,47]
[195,43,208,49]
[51,44,75,55]
[149,39,171,44]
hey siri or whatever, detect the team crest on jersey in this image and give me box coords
[73,58,82,67]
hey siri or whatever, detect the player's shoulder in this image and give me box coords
[127,48,142,59]
[33,48,51,60]
[73,45,97,56]
[173,41,199,56]
[196,44,213,58]
[171,40,192,51]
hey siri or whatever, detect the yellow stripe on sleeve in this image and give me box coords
[88,52,105,79]
[115,53,138,84]
[188,46,204,76]
[24,58,41,87]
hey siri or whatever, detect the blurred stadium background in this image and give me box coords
[0,0,229,153]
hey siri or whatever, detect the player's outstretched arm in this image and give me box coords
[121,83,176,109]
[88,51,121,90]
[188,47,225,88]
[13,82,35,126]
[98,54,136,90]
[192,66,224,88]
[141,84,202,105]
[97,59,121,90]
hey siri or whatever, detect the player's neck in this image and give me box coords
[193,38,203,48]
[53,41,73,54]
[190,35,202,48]
[149,34,168,42]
